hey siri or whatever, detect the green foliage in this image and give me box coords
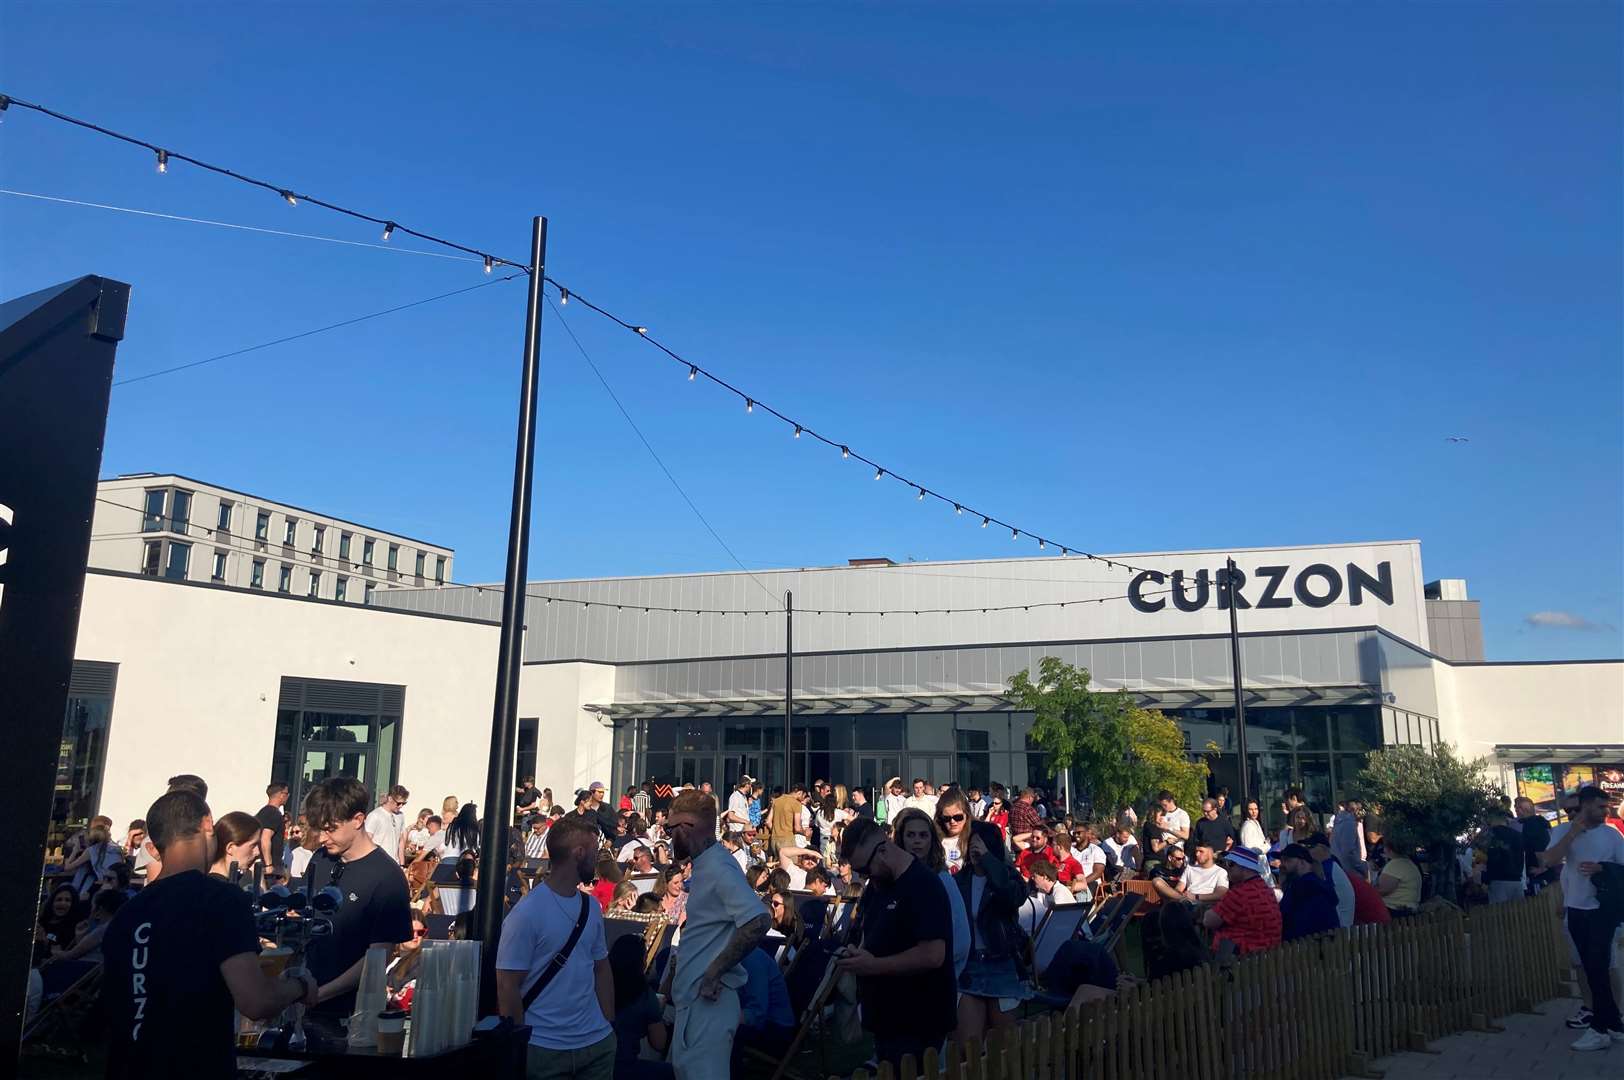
[1348,742,1503,903]
[1008,656,1207,814]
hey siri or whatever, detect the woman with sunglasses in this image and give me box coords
[891,808,971,987]
[934,789,973,876]
[985,796,1009,842]
[386,912,429,1007]
[953,820,1030,1041]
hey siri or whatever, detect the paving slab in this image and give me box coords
[1343,999,1621,1080]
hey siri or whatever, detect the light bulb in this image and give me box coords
[875,467,884,480]
[954,504,962,515]
[484,256,494,274]
[155,149,168,174]
[917,488,925,501]
[382,222,395,242]
[841,446,850,459]
[745,399,753,413]
[1038,539,1046,550]
[981,517,989,528]
[1012,528,1020,540]
[281,190,297,206]
[793,425,802,439]
[559,288,569,305]
[688,366,697,381]
[635,326,648,335]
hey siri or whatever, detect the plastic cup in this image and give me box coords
[375,1009,407,1055]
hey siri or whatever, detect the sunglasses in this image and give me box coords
[413,927,428,938]
[940,813,966,823]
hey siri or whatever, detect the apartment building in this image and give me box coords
[89,473,454,604]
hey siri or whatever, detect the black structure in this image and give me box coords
[1224,558,1251,810]
[474,218,547,1012]
[1,276,130,1063]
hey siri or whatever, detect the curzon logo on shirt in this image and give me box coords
[130,920,152,1040]
[1129,562,1395,614]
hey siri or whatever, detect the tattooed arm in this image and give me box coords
[698,913,771,1001]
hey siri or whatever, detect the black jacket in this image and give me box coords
[954,849,1029,962]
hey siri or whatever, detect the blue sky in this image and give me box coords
[2,3,1619,661]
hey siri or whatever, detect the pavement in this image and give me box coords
[1346,998,1623,1079]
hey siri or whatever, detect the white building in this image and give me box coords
[60,514,1622,845]
[89,473,454,604]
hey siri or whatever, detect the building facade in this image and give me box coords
[63,531,1622,846]
[89,473,454,605]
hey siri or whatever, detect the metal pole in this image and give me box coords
[1225,557,1251,811]
[784,591,794,790]
[474,216,547,1013]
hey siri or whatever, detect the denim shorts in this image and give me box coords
[960,953,1030,1006]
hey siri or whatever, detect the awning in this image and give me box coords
[586,683,1382,721]
[1493,744,1624,765]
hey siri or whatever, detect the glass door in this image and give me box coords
[858,755,901,795]
[299,745,373,801]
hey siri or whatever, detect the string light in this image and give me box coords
[875,467,885,480]
[634,326,647,335]
[280,190,297,207]
[745,398,753,413]
[688,366,697,381]
[155,149,168,174]
[917,488,926,501]
[794,425,802,439]
[954,504,962,515]
[381,221,394,242]
[982,517,989,528]
[483,255,494,274]
[559,287,569,306]
[841,446,850,459]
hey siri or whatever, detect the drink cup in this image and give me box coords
[258,946,292,979]
[375,1009,407,1055]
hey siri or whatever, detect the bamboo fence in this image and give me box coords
[833,887,1571,1080]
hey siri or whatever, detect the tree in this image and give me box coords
[1348,742,1503,905]
[1008,656,1207,817]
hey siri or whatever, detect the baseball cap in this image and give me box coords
[1221,848,1264,874]
[1279,843,1313,862]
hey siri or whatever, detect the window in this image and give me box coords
[435,556,446,585]
[364,581,377,601]
[170,490,192,533]
[335,576,348,602]
[278,565,292,593]
[269,676,405,814]
[387,544,400,571]
[251,559,265,589]
[141,540,162,576]
[363,537,376,565]
[414,551,426,579]
[284,518,298,545]
[308,571,322,598]
[312,525,326,555]
[217,502,233,532]
[164,542,191,580]
[211,550,227,581]
[256,510,270,541]
[51,662,119,853]
[142,490,166,532]
[339,532,352,560]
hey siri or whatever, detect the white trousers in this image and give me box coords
[670,989,740,1080]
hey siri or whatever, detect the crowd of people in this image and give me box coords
[30,767,1624,1076]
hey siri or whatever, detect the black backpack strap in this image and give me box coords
[521,893,592,1012]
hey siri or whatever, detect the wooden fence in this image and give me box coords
[835,887,1570,1080]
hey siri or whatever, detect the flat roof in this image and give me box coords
[102,472,453,553]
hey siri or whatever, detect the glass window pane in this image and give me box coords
[855,716,904,750]
[164,542,190,580]
[301,712,370,742]
[217,502,232,531]
[142,490,165,532]
[906,714,953,751]
[377,715,400,796]
[723,723,760,751]
[645,752,675,783]
[1293,709,1331,751]
[170,490,191,530]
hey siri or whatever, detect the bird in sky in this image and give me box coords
[1445,435,1470,443]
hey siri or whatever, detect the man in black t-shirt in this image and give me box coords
[256,781,290,878]
[1515,796,1553,890]
[301,776,414,1019]
[1190,798,1237,859]
[102,790,315,1078]
[836,817,956,1069]
[1476,806,1527,903]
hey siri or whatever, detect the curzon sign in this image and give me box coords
[1129,561,1394,614]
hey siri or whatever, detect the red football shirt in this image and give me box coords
[1348,868,1392,925]
[1212,876,1282,956]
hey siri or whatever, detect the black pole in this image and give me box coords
[474,216,547,1013]
[783,591,794,790]
[1225,557,1250,811]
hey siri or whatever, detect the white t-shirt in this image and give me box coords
[942,836,964,875]
[1551,822,1624,911]
[1103,837,1139,872]
[1179,862,1228,898]
[365,806,406,863]
[495,885,611,1050]
[422,830,446,857]
[727,790,751,834]
[905,794,939,817]
[672,840,765,1006]
[288,846,315,879]
[785,861,808,891]
[1162,807,1191,843]
[1043,882,1076,910]
[1077,843,1107,882]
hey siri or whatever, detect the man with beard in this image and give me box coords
[661,789,770,1080]
[497,815,615,1079]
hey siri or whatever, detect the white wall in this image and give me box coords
[77,572,498,829]
[1438,660,1624,766]
[517,662,617,797]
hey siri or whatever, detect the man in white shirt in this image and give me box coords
[496,816,614,1078]
[725,775,754,836]
[364,785,410,864]
[523,816,548,860]
[776,845,823,890]
[662,790,770,1080]
[883,778,907,824]
[965,787,989,820]
[1031,858,1076,910]
[1158,790,1191,848]
[1178,841,1230,902]
[1103,824,1140,876]
[904,778,939,817]
[1075,826,1108,898]
[1539,785,1624,1049]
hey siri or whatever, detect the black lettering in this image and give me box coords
[1255,565,1292,609]
[1217,567,1251,610]
[1294,563,1343,607]
[1171,569,1210,612]
[1347,561,1394,606]
[1129,571,1166,613]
